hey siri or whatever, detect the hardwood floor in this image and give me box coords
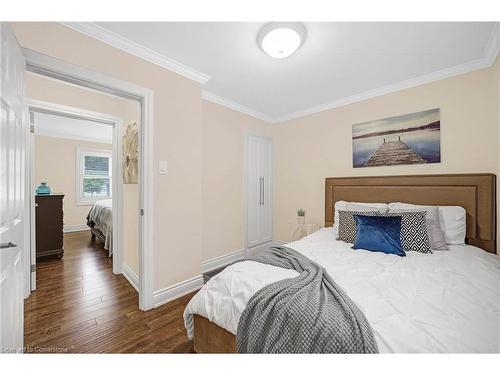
[24,231,195,353]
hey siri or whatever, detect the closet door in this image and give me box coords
[258,138,273,243]
[246,135,261,248]
[246,135,273,249]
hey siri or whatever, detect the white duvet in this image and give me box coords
[184,228,500,353]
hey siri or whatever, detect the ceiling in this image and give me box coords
[34,112,113,144]
[67,22,500,123]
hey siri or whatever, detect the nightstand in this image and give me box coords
[289,222,320,242]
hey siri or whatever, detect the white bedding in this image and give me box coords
[87,199,113,254]
[184,227,500,353]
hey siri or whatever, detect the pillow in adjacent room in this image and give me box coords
[377,211,432,254]
[389,207,448,250]
[333,201,389,233]
[337,210,380,243]
[352,214,405,257]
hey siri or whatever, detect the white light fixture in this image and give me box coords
[258,22,306,59]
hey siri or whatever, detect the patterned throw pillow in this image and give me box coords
[377,211,432,254]
[337,210,379,243]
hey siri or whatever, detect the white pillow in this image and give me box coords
[438,206,467,244]
[333,201,389,233]
[389,202,466,244]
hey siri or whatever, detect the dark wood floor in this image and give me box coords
[24,231,195,353]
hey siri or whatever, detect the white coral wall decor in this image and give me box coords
[122,122,139,184]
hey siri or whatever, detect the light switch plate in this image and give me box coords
[159,160,168,174]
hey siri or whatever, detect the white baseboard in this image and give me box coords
[202,241,288,272]
[122,263,139,292]
[247,240,287,255]
[201,248,246,273]
[63,224,89,233]
[273,240,288,246]
[152,240,288,309]
[153,275,203,308]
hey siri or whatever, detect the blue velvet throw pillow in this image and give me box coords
[352,214,405,257]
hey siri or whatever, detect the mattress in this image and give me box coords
[87,199,113,254]
[184,227,500,353]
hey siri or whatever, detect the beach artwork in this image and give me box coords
[352,108,441,168]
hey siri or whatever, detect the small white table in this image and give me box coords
[289,222,320,242]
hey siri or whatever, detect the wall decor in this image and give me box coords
[352,108,441,168]
[122,122,139,184]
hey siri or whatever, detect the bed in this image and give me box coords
[86,199,113,255]
[184,173,500,353]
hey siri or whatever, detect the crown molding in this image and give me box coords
[483,22,500,63]
[204,22,500,124]
[61,22,500,125]
[201,90,275,123]
[273,59,491,123]
[60,22,211,84]
[275,22,500,123]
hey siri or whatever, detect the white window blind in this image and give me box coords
[77,149,112,204]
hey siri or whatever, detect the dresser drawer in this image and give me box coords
[35,194,65,259]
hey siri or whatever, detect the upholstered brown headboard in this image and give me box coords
[325,174,496,253]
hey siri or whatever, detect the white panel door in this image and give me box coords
[246,135,273,249]
[246,135,261,248]
[0,22,27,353]
[258,138,273,243]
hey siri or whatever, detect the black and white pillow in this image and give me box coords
[337,210,379,243]
[377,211,432,254]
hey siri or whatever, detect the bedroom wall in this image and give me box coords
[14,22,500,300]
[26,73,141,276]
[122,105,141,277]
[34,135,112,228]
[201,100,272,262]
[495,59,500,240]
[273,58,500,243]
[13,22,203,291]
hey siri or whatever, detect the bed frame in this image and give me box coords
[192,173,497,353]
[86,217,107,245]
[325,174,496,253]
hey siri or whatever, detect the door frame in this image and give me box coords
[22,48,155,310]
[27,99,124,288]
[243,131,274,255]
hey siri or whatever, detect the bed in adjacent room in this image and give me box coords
[183,174,500,353]
[86,198,113,255]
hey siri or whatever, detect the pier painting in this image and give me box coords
[352,108,441,168]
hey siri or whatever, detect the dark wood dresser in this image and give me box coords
[35,194,64,259]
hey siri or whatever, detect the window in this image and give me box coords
[77,149,112,205]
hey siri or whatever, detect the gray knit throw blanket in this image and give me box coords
[234,246,378,353]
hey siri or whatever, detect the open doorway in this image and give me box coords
[25,72,141,308]
[22,47,154,313]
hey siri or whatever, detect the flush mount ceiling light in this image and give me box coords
[258,22,306,59]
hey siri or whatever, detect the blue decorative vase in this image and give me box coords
[36,182,51,195]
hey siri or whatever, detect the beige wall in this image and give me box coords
[27,73,140,276]
[15,22,500,295]
[121,103,141,276]
[273,58,500,241]
[496,59,500,240]
[13,22,202,289]
[34,135,112,227]
[201,100,272,262]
